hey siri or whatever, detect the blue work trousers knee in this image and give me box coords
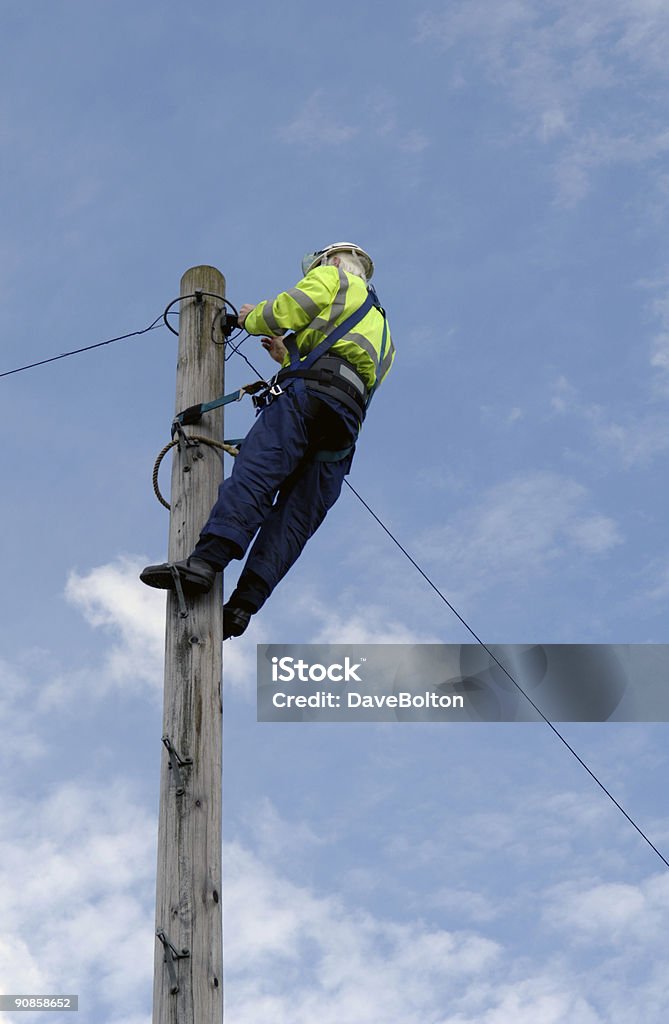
[195,381,357,607]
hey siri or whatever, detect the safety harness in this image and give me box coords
[173,284,390,462]
[269,284,388,418]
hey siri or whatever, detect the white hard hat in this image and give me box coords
[301,242,374,280]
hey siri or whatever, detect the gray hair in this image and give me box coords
[326,252,368,282]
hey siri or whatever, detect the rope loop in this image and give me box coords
[152,435,239,510]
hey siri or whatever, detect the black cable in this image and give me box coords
[6,291,660,867]
[227,339,267,379]
[224,331,252,361]
[0,315,164,379]
[344,478,669,870]
[162,291,238,337]
[210,313,669,868]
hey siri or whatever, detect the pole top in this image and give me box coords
[180,266,226,295]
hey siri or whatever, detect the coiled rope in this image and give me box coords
[152,435,239,510]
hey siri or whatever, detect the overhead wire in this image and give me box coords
[0,293,249,381]
[3,293,666,870]
[0,314,165,379]
[344,479,669,871]
[219,331,669,871]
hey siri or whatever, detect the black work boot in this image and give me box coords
[223,602,252,640]
[140,556,216,594]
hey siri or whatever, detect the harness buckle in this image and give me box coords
[250,375,285,414]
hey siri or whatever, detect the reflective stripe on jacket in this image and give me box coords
[244,265,395,391]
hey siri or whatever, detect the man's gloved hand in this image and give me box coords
[261,335,288,364]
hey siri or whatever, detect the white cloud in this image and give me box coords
[238,796,327,862]
[225,819,661,1023]
[386,787,608,882]
[549,351,669,470]
[0,777,542,1024]
[0,657,49,766]
[416,0,669,204]
[439,976,603,1024]
[2,769,667,1024]
[566,515,622,554]
[430,886,500,924]
[0,782,155,1023]
[558,272,669,462]
[278,87,431,164]
[65,555,165,694]
[547,873,669,946]
[278,91,360,148]
[550,375,578,414]
[588,407,669,467]
[63,552,415,697]
[63,555,256,699]
[224,840,502,1024]
[415,471,621,601]
[247,578,442,648]
[0,558,168,770]
[397,129,430,155]
[651,332,669,383]
[310,601,432,644]
[647,279,669,396]
[643,555,669,601]
[541,107,570,141]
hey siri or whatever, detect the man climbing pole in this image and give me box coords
[140,242,395,639]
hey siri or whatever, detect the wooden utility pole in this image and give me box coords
[153,266,226,1023]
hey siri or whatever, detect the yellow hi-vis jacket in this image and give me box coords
[244,265,395,392]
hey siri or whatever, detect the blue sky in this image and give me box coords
[2,1,669,1021]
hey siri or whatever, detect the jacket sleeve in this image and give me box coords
[244,266,340,336]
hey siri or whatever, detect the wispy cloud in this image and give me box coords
[550,369,669,468]
[416,0,669,204]
[0,782,155,1024]
[278,90,360,148]
[588,408,669,467]
[644,273,669,398]
[415,470,622,602]
[2,766,666,1024]
[224,818,669,1023]
[225,840,501,1024]
[546,872,669,946]
[278,88,431,165]
[0,657,50,766]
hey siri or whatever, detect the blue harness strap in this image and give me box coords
[281,289,376,375]
[173,379,268,429]
[279,285,388,459]
[172,286,389,464]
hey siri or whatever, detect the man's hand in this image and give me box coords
[261,335,288,365]
[238,303,255,327]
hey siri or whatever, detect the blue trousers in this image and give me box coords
[192,380,358,612]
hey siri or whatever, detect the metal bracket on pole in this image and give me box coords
[162,735,193,795]
[156,929,190,995]
[167,564,189,618]
[171,417,201,455]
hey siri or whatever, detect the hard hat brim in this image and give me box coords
[301,243,374,280]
